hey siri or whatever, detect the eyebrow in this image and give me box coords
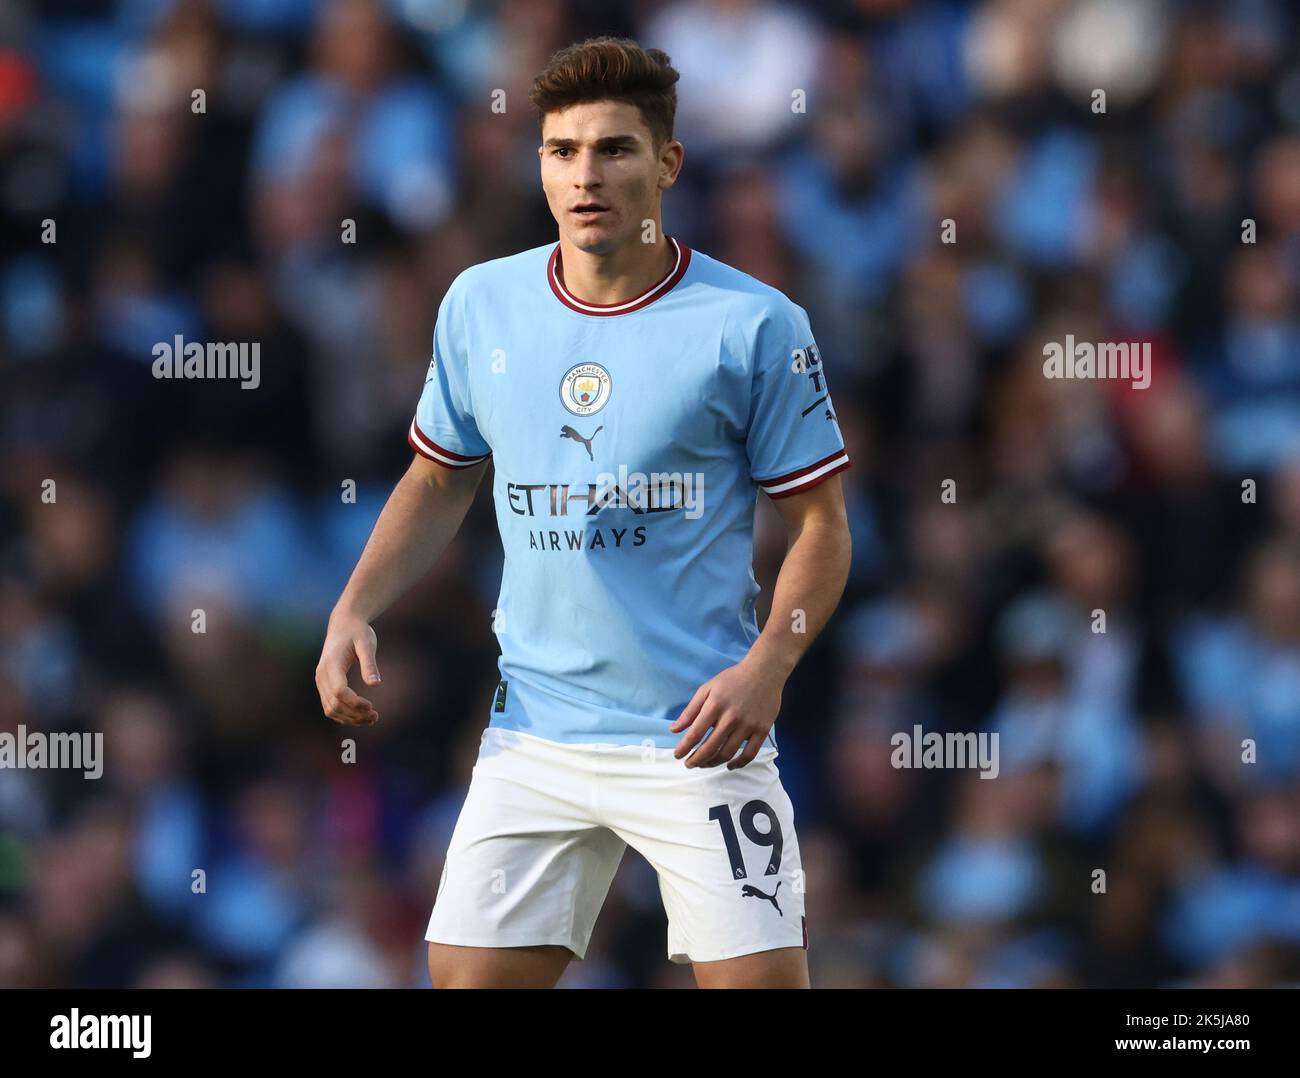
[543,135,641,149]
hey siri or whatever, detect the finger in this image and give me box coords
[727,736,764,770]
[673,702,719,760]
[324,685,378,725]
[326,703,377,726]
[316,670,371,721]
[316,646,373,710]
[669,684,709,733]
[334,684,376,714]
[697,727,747,768]
[355,632,382,686]
[328,704,378,726]
[682,712,731,768]
[689,719,745,769]
[329,708,378,727]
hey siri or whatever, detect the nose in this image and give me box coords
[573,148,602,189]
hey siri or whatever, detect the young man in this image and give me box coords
[316,37,851,989]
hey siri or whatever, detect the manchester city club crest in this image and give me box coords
[559,362,612,416]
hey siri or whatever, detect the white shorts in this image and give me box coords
[425,726,808,964]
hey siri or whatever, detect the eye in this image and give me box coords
[603,146,623,156]
[552,147,572,157]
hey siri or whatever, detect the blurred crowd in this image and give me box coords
[2,0,1300,989]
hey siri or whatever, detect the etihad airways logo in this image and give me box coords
[507,465,705,520]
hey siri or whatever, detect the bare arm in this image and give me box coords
[670,474,851,768]
[316,453,488,726]
[743,474,852,680]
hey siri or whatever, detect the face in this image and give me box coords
[538,100,682,254]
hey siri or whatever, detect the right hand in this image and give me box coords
[315,614,382,726]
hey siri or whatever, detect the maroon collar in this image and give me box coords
[548,236,691,316]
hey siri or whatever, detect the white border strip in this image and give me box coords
[759,452,850,496]
[552,237,682,313]
[409,419,489,468]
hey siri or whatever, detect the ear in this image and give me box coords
[659,140,684,191]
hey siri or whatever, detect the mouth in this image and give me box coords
[570,203,610,220]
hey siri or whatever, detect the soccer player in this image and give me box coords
[315,36,852,989]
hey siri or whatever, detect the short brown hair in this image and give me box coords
[529,37,679,148]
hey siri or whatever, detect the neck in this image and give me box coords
[556,230,674,306]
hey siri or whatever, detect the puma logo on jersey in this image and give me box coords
[560,424,603,460]
[741,881,783,915]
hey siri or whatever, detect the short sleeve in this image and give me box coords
[407,281,492,469]
[746,302,851,498]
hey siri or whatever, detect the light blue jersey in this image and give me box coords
[409,236,850,748]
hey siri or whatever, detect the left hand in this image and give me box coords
[669,657,785,770]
